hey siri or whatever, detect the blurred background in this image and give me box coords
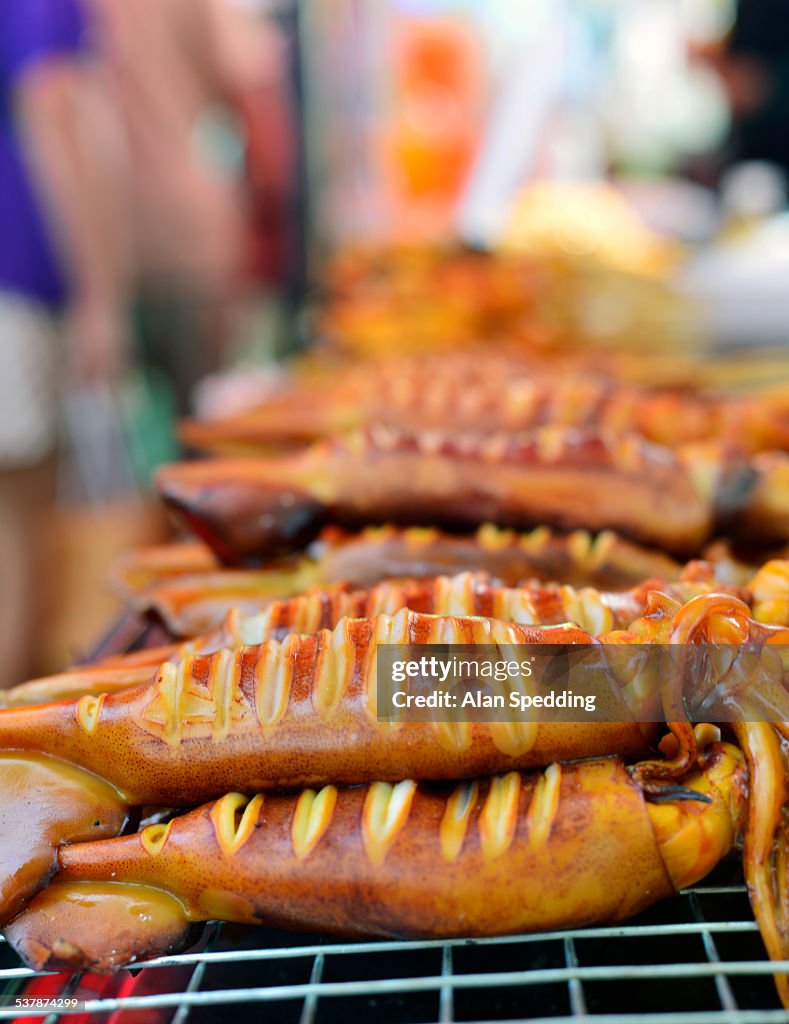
[3,0,789,684]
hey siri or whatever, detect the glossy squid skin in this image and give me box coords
[4,569,747,709]
[109,541,219,598]
[156,428,723,562]
[3,572,653,705]
[6,748,746,973]
[5,883,194,972]
[1,663,164,708]
[3,594,783,804]
[116,525,682,635]
[0,612,651,806]
[152,569,744,652]
[0,753,127,925]
[179,356,789,455]
[316,523,682,590]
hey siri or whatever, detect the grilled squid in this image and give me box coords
[1,594,786,806]
[128,526,683,636]
[156,428,727,562]
[3,597,786,937]
[110,526,683,631]
[178,354,789,455]
[5,744,748,974]
[0,608,663,924]
[4,569,746,707]
[1,593,781,806]
[0,611,655,809]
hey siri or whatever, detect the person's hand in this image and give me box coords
[64,297,130,386]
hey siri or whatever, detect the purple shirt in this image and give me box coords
[0,0,89,305]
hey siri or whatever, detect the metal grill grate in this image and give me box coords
[2,864,787,1024]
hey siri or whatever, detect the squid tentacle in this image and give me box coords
[732,722,789,1006]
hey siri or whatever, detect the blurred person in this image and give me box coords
[89,0,294,412]
[0,0,131,686]
[708,0,789,174]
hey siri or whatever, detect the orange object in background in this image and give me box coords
[37,501,169,677]
[379,17,483,234]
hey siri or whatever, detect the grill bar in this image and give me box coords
[299,952,325,1024]
[0,868,782,1020]
[439,942,454,1023]
[3,960,788,1018]
[565,935,587,1017]
[0,918,765,980]
[690,892,740,1013]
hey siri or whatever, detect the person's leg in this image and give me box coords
[0,294,60,687]
[0,461,56,687]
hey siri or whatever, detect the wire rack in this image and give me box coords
[1,863,788,1024]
